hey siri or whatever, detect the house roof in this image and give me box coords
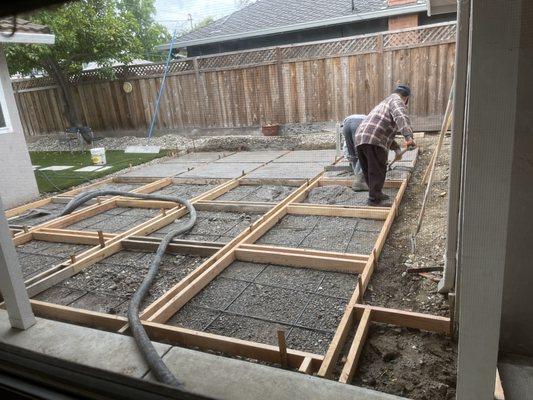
[0,18,54,44]
[162,0,427,49]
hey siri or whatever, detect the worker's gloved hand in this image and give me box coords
[404,138,416,149]
[394,148,403,161]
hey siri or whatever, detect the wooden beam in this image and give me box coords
[239,178,306,187]
[277,330,288,368]
[298,356,314,374]
[5,197,53,218]
[115,198,177,209]
[32,229,116,245]
[319,178,404,189]
[30,299,323,369]
[353,304,451,335]
[287,204,389,220]
[194,201,273,214]
[30,300,126,331]
[143,320,323,369]
[338,308,371,384]
[235,248,365,274]
[239,243,368,261]
[122,237,222,257]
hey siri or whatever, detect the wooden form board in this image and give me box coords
[4,149,450,385]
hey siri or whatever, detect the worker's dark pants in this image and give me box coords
[356,144,388,202]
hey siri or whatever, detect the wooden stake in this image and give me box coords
[69,254,76,264]
[357,276,363,303]
[448,292,456,340]
[97,230,105,248]
[23,225,29,233]
[277,330,288,368]
[160,208,166,216]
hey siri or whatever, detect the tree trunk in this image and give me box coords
[44,58,81,127]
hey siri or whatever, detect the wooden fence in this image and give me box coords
[12,22,456,136]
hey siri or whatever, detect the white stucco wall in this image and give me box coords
[0,45,39,210]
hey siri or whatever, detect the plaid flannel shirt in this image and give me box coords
[354,94,413,151]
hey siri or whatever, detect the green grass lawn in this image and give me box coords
[30,150,168,193]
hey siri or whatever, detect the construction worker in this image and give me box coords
[354,84,416,206]
[341,114,368,190]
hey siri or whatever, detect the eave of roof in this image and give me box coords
[0,31,55,44]
[0,18,55,44]
[158,2,427,50]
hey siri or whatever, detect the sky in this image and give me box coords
[154,0,240,33]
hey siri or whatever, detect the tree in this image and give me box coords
[5,0,170,127]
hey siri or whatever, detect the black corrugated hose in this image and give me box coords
[22,189,197,387]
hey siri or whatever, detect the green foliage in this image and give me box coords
[30,150,168,193]
[5,0,170,76]
[180,16,215,36]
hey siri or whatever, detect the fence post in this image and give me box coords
[275,47,286,124]
[193,57,208,127]
[377,33,384,53]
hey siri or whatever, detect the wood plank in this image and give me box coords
[353,304,451,335]
[121,237,221,257]
[235,248,365,274]
[287,204,389,220]
[194,201,273,214]
[29,300,323,368]
[338,308,371,384]
[239,243,368,261]
[298,356,314,374]
[318,178,404,189]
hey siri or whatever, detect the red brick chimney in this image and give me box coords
[388,0,419,31]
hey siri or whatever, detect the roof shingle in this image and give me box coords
[176,0,425,46]
[0,18,51,35]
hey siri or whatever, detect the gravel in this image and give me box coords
[26,132,336,152]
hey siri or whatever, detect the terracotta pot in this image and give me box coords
[261,124,280,136]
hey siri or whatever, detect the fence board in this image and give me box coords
[12,23,456,135]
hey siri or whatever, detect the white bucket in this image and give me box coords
[90,147,106,165]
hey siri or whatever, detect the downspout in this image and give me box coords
[438,0,470,295]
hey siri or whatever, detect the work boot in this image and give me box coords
[367,198,392,207]
[376,192,390,201]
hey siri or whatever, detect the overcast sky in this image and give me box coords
[155,0,239,32]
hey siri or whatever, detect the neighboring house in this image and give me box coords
[160,0,456,57]
[82,59,152,71]
[0,19,55,209]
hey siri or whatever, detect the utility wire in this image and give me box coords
[146,24,179,143]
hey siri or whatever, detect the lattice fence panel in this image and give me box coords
[383,23,456,50]
[12,76,55,90]
[197,48,277,70]
[280,35,378,61]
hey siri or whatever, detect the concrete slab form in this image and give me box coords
[3,149,451,395]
